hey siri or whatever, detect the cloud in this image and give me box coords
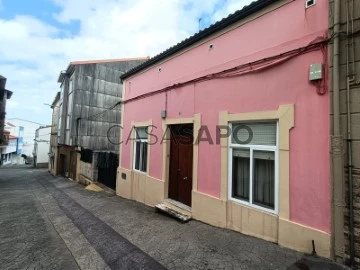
[0,0,256,124]
[213,0,257,21]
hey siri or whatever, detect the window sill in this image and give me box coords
[229,197,278,216]
[133,169,147,175]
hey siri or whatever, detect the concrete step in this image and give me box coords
[155,203,191,223]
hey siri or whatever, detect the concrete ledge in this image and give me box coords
[192,191,227,228]
[227,201,278,243]
[144,176,164,207]
[116,167,164,206]
[278,218,331,258]
[116,168,132,199]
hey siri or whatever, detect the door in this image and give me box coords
[69,151,77,179]
[59,154,66,177]
[168,124,193,207]
[98,152,118,190]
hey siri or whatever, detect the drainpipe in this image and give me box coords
[332,0,345,262]
[346,0,355,266]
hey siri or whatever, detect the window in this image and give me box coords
[65,79,74,145]
[60,83,64,101]
[229,122,278,213]
[58,103,63,132]
[133,127,148,173]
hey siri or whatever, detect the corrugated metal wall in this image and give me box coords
[70,60,146,152]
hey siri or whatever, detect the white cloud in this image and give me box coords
[0,0,255,124]
[213,0,257,22]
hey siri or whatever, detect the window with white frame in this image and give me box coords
[229,122,278,212]
[133,127,148,173]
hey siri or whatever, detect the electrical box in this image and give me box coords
[161,110,167,119]
[309,63,322,81]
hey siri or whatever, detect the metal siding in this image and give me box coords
[66,60,146,152]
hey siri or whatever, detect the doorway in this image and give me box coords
[69,151,77,180]
[168,124,194,207]
[59,154,66,177]
[98,152,118,190]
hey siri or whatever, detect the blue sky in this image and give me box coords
[0,0,255,124]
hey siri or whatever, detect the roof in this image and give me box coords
[5,122,16,127]
[70,57,150,66]
[51,92,61,108]
[6,118,44,126]
[8,135,17,139]
[121,0,279,80]
[0,75,6,88]
[0,74,13,99]
[0,89,13,99]
[57,57,150,83]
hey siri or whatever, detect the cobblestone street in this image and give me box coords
[0,167,344,269]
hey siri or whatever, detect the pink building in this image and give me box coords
[118,0,331,257]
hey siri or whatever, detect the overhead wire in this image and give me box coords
[123,35,330,104]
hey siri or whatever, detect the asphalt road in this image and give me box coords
[0,166,347,270]
[0,166,79,269]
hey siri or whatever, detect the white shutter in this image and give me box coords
[232,122,277,146]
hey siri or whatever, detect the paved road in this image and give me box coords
[0,166,343,270]
[0,166,79,269]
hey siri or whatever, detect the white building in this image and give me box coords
[0,134,17,165]
[6,118,51,166]
[3,122,24,164]
[34,125,52,168]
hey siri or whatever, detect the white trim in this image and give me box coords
[132,127,148,173]
[228,122,279,215]
[305,0,316,9]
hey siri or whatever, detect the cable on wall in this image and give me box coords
[123,36,330,105]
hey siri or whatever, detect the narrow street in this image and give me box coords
[0,166,331,270]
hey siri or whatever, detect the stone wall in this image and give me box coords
[79,152,98,182]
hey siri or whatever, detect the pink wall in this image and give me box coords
[121,0,330,232]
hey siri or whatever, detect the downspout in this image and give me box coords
[346,0,355,266]
[332,0,345,262]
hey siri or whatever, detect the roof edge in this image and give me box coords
[121,0,279,80]
[57,56,150,83]
[51,92,61,108]
[70,56,150,66]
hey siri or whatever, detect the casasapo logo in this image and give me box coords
[107,124,254,145]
